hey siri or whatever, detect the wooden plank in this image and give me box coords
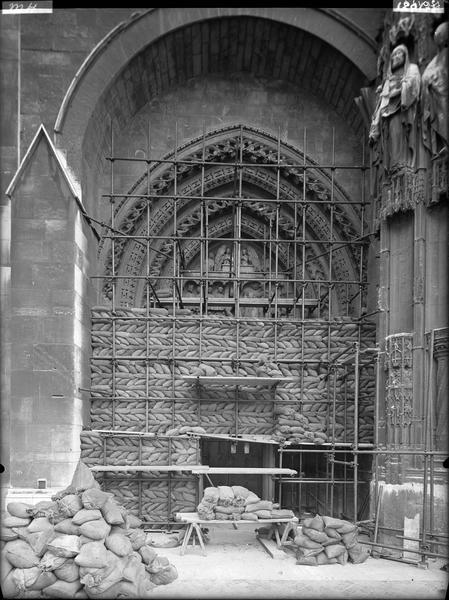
[175,512,299,525]
[91,464,208,473]
[182,376,298,385]
[256,535,288,559]
[193,467,297,475]
[188,432,280,445]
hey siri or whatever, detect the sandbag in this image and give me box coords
[217,486,234,505]
[54,518,81,535]
[46,534,81,558]
[26,501,58,519]
[1,548,14,579]
[127,528,146,551]
[146,532,180,548]
[57,495,83,518]
[348,542,370,564]
[105,533,133,556]
[106,580,139,598]
[271,509,295,519]
[79,518,111,540]
[80,554,122,595]
[137,572,156,598]
[1,527,18,542]
[3,516,31,528]
[215,513,230,520]
[122,554,146,582]
[255,510,272,519]
[4,540,40,568]
[11,567,40,591]
[146,555,170,575]
[231,486,250,499]
[150,564,178,586]
[101,499,124,526]
[53,558,80,582]
[74,541,109,568]
[297,546,324,557]
[302,527,331,545]
[324,543,346,559]
[1,570,20,598]
[308,515,325,532]
[341,529,358,549]
[244,500,273,513]
[74,590,89,599]
[139,545,157,566]
[68,460,101,492]
[26,528,56,557]
[293,533,323,549]
[125,514,142,529]
[28,570,57,590]
[203,487,219,504]
[337,521,358,535]
[72,509,102,526]
[214,505,234,515]
[6,503,33,519]
[26,517,53,534]
[324,526,342,540]
[39,550,69,571]
[296,554,317,566]
[241,512,258,521]
[316,551,338,565]
[336,549,349,565]
[81,489,113,511]
[42,578,82,598]
[322,516,349,529]
[79,535,94,545]
[244,492,260,505]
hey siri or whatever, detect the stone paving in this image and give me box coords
[149,525,448,599]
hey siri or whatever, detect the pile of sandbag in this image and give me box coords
[294,514,370,566]
[272,405,328,445]
[196,486,295,522]
[1,465,178,599]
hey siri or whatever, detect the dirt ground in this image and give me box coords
[148,524,448,599]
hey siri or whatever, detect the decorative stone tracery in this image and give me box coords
[98,125,364,308]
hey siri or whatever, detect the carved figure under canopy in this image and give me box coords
[369,44,421,173]
[217,246,232,273]
[421,22,448,157]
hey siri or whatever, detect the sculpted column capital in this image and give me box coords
[433,327,449,360]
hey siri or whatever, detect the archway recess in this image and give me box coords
[98,124,367,317]
[53,8,377,194]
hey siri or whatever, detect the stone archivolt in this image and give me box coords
[98,126,364,308]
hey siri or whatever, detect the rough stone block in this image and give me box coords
[34,369,75,399]
[31,263,73,290]
[11,315,42,343]
[11,369,35,398]
[32,343,75,372]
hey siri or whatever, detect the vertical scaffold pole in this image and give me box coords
[110,119,116,431]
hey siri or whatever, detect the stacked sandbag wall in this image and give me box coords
[80,432,199,521]
[90,308,376,440]
[87,307,376,517]
[293,514,370,566]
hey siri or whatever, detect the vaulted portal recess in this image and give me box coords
[82,124,376,524]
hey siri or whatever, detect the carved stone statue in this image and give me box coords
[219,246,232,273]
[207,252,215,272]
[421,22,448,158]
[369,44,421,173]
[184,281,197,297]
